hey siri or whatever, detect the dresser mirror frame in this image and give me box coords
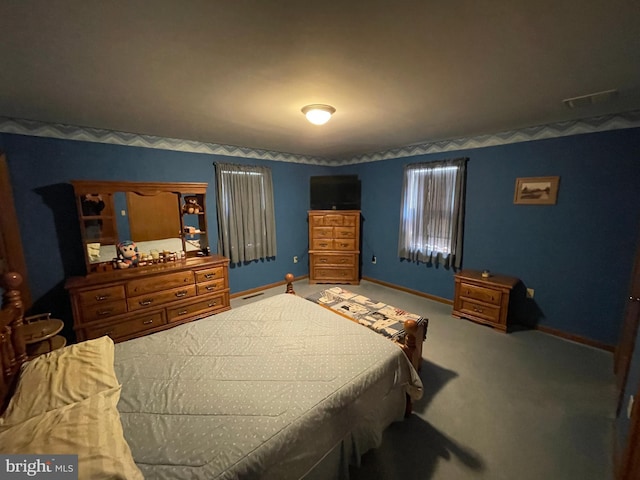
[71,180,209,275]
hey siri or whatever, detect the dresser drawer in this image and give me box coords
[334,226,356,239]
[458,299,501,323]
[312,226,334,239]
[195,267,225,283]
[459,282,502,306]
[312,238,334,250]
[86,312,166,341]
[77,285,126,306]
[167,293,228,322]
[312,266,357,282]
[128,285,196,311]
[323,214,345,226]
[79,299,128,323]
[126,271,194,296]
[197,278,226,295]
[342,215,358,227]
[312,253,355,267]
[333,239,356,251]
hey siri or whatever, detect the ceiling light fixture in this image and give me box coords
[301,104,336,125]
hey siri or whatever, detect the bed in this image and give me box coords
[0,272,423,479]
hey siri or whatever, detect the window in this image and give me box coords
[398,158,467,268]
[215,163,277,263]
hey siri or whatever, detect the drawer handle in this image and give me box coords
[208,302,217,307]
[206,286,215,291]
[139,299,153,306]
[473,307,484,313]
[319,258,328,263]
[175,291,188,298]
[103,330,114,336]
[204,273,215,279]
[178,309,188,315]
[97,309,112,316]
[340,243,348,247]
[340,259,347,264]
[142,319,154,325]
[95,294,110,301]
[319,243,328,247]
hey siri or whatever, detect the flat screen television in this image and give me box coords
[310,175,361,210]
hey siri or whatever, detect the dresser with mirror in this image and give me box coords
[65,180,230,343]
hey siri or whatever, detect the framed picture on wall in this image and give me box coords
[513,176,560,205]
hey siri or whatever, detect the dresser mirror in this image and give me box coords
[71,181,209,274]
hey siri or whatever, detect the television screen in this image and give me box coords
[310,175,361,210]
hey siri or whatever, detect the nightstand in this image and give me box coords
[452,270,520,332]
[23,313,67,358]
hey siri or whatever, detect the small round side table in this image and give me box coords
[22,313,66,358]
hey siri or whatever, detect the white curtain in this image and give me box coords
[215,163,277,263]
[398,158,467,268]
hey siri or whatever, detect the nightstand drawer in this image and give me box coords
[128,285,196,311]
[459,282,502,305]
[459,299,501,323]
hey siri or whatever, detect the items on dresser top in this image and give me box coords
[308,210,361,284]
[71,180,210,275]
[65,255,230,343]
[452,269,520,332]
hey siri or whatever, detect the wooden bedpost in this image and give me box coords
[284,273,295,294]
[3,272,26,366]
[401,319,418,365]
[402,319,419,417]
[1,272,26,411]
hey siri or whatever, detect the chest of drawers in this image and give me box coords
[452,270,519,332]
[308,210,360,284]
[66,255,230,343]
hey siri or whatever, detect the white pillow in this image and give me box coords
[1,336,119,426]
[0,386,143,480]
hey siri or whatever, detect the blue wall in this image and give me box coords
[0,133,330,334]
[1,127,639,348]
[339,128,640,346]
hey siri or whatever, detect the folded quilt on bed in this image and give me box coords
[114,293,422,479]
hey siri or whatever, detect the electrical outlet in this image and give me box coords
[526,288,535,299]
[371,255,377,264]
[628,395,635,419]
[293,256,298,264]
[121,210,127,216]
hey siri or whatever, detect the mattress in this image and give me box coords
[114,293,423,479]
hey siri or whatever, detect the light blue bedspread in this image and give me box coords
[114,293,422,479]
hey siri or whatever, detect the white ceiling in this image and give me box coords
[1,0,639,161]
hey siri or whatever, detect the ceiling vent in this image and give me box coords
[563,89,618,108]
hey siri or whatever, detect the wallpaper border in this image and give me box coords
[1,111,639,165]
